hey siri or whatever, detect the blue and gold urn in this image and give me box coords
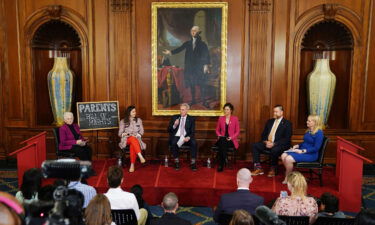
[47,57,74,126]
[307,58,336,128]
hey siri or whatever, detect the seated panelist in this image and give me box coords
[118,105,146,173]
[252,105,292,177]
[281,114,324,184]
[168,103,198,171]
[215,103,240,172]
[59,112,92,161]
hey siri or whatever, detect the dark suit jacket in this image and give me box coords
[168,114,195,140]
[214,189,264,222]
[171,35,210,85]
[261,118,292,148]
[150,213,192,225]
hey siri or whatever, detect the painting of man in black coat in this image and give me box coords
[163,26,211,108]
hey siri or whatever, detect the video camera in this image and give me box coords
[24,159,93,225]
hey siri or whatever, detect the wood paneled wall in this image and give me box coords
[1,0,375,164]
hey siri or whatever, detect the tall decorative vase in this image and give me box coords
[47,57,74,126]
[307,58,336,128]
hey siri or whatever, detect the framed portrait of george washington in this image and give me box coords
[151,2,228,116]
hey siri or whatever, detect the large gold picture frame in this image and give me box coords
[151,2,228,116]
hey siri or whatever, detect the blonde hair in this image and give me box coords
[229,210,254,225]
[287,171,307,198]
[84,194,112,225]
[307,114,323,135]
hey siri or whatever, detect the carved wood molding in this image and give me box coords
[111,0,132,12]
[249,0,272,12]
[46,5,62,19]
[323,4,339,20]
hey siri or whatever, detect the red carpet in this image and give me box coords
[85,159,339,207]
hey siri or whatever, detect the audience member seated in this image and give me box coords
[131,184,153,225]
[168,103,198,171]
[104,166,147,225]
[15,168,42,204]
[356,208,375,225]
[150,192,192,225]
[68,177,97,208]
[272,171,318,224]
[0,191,24,225]
[280,114,323,184]
[252,105,292,177]
[85,194,115,225]
[214,168,264,222]
[317,192,345,218]
[59,112,92,161]
[118,106,146,172]
[215,103,240,172]
[230,210,254,225]
[65,189,86,225]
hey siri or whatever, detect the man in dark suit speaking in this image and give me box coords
[252,105,292,177]
[168,103,198,171]
[163,25,211,107]
[214,168,264,222]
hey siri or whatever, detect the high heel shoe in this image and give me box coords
[129,164,135,173]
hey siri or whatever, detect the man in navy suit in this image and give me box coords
[168,103,198,171]
[252,105,292,177]
[214,168,264,222]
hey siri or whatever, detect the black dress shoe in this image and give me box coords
[217,165,224,172]
[190,163,197,171]
[174,162,180,170]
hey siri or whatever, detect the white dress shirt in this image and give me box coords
[105,187,140,220]
[269,117,283,142]
[175,116,187,137]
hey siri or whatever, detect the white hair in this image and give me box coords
[191,26,200,32]
[63,112,74,120]
[180,103,190,110]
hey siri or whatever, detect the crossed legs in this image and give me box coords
[281,153,295,183]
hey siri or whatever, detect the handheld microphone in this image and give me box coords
[255,205,286,225]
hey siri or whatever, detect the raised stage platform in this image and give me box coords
[85,159,339,207]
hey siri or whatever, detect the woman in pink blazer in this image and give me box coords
[59,112,92,161]
[215,103,240,172]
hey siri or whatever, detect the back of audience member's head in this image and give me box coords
[65,189,85,225]
[0,192,24,225]
[130,184,144,208]
[162,192,178,212]
[287,171,307,198]
[107,166,123,188]
[237,168,252,188]
[320,192,339,213]
[85,194,112,225]
[356,208,375,225]
[20,168,42,200]
[230,210,254,225]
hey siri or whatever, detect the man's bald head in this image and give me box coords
[237,168,253,188]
